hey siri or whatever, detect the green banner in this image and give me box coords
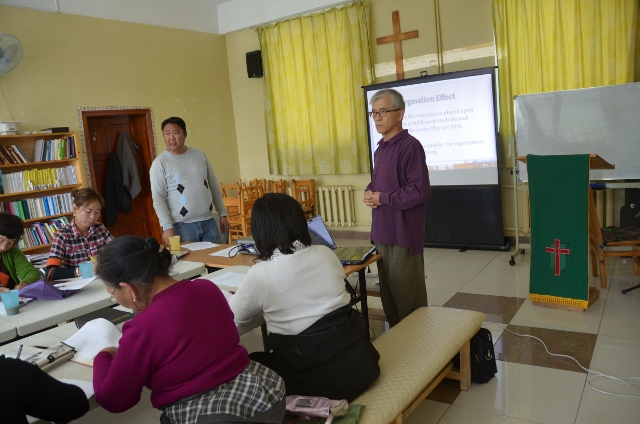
[528,154,589,302]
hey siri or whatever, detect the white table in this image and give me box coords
[0,319,16,343]
[171,259,206,281]
[0,260,205,339]
[0,278,113,337]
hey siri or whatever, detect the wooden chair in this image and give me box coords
[248,179,267,197]
[291,179,316,218]
[588,187,640,288]
[267,179,287,194]
[220,181,242,216]
[227,186,259,241]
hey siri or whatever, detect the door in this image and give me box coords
[81,109,162,241]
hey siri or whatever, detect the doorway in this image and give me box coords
[79,108,162,242]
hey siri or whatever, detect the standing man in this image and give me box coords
[150,117,228,248]
[364,89,431,327]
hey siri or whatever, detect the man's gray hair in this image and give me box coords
[370,88,405,111]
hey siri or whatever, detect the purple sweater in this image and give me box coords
[366,130,431,255]
[93,279,250,412]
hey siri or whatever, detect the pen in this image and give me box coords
[16,344,23,359]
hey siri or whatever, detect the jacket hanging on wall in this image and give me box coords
[115,132,142,200]
[103,151,132,226]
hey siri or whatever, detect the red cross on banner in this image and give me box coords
[545,239,570,276]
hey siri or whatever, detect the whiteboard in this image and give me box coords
[515,82,640,182]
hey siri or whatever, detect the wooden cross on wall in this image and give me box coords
[376,10,419,80]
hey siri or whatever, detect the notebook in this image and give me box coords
[307,216,376,265]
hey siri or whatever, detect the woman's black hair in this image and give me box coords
[96,236,173,295]
[0,212,23,241]
[251,193,312,260]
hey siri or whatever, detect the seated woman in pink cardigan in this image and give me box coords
[93,235,285,423]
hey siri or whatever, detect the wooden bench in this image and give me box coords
[353,306,486,424]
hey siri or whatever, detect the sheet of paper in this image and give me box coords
[55,277,95,291]
[63,318,122,359]
[57,379,94,399]
[209,271,245,288]
[4,344,41,359]
[209,246,236,257]
[183,242,219,251]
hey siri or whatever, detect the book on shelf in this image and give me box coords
[33,139,44,162]
[15,200,25,220]
[0,145,16,164]
[11,145,29,163]
[0,148,10,165]
[6,146,24,164]
[32,223,47,244]
[19,199,30,220]
[69,136,76,159]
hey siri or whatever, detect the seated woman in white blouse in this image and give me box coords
[229,193,380,401]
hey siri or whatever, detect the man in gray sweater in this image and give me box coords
[150,117,228,247]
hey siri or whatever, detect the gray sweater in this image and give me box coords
[150,147,227,231]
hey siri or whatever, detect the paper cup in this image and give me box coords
[79,261,94,279]
[169,235,181,252]
[1,290,20,315]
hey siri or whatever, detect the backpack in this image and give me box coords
[470,328,498,384]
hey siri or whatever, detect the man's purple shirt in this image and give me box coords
[366,129,431,255]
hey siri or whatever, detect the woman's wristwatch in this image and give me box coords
[75,267,80,277]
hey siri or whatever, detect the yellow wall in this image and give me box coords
[0,6,241,184]
[226,0,498,232]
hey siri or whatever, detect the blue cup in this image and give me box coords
[1,289,20,315]
[79,261,94,279]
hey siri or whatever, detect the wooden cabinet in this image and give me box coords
[0,132,85,253]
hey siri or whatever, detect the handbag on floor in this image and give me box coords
[470,328,498,384]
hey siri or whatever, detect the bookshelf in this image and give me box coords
[0,132,85,253]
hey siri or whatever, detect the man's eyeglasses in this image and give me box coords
[369,109,400,118]
[110,285,117,303]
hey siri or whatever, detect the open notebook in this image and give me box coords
[307,216,375,265]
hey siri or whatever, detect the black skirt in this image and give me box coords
[250,305,380,402]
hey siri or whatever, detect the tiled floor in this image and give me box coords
[239,243,640,424]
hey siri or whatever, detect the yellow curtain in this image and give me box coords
[493,0,640,167]
[258,2,372,175]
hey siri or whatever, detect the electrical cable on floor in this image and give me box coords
[482,323,640,398]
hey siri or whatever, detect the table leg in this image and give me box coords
[359,268,369,337]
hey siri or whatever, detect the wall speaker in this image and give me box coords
[246,50,263,78]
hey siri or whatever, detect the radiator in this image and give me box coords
[316,186,356,227]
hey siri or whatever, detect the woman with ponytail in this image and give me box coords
[93,236,285,423]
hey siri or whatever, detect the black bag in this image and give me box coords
[470,328,498,384]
